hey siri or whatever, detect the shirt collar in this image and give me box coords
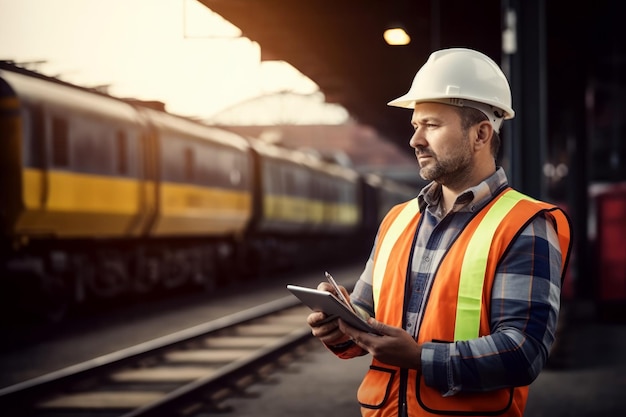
[417,167,509,214]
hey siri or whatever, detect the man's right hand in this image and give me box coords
[306,281,352,346]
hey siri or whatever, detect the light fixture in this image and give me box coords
[383,26,411,46]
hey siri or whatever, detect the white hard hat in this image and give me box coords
[388,48,515,132]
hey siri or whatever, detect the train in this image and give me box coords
[0,62,417,322]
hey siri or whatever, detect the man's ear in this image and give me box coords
[473,121,493,151]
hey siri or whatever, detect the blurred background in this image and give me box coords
[1,0,625,415]
[2,0,624,325]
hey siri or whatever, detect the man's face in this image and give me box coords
[409,102,473,185]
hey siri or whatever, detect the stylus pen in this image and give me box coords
[325,271,356,313]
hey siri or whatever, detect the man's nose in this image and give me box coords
[409,128,426,148]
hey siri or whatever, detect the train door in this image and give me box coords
[137,118,160,236]
[18,103,49,228]
[0,86,46,235]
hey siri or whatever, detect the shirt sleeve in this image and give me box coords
[350,240,377,320]
[421,213,563,394]
[324,237,378,360]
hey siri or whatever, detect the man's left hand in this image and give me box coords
[339,317,422,372]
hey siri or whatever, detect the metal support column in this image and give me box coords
[500,0,547,200]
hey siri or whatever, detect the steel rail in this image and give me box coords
[0,295,312,416]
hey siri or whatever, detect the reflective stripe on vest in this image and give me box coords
[455,189,534,340]
[372,198,419,310]
[372,190,535,341]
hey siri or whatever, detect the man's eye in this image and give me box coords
[413,122,437,130]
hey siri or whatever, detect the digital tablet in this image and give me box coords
[287,284,381,335]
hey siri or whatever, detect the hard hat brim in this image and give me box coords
[387,94,515,120]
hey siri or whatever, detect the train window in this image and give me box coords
[341,181,356,204]
[217,150,233,186]
[263,160,279,194]
[51,116,69,167]
[230,168,241,186]
[161,136,220,185]
[327,176,338,201]
[310,175,322,200]
[159,132,179,182]
[213,147,228,187]
[116,130,128,175]
[285,166,295,195]
[196,146,249,190]
[293,166,309,198]
[196,146,212,186]
[121,129,140,178]
[274,163,283,194]
[20,105,45,168]
[232,152,249,189]
[230,152,240,187]
[218,149,245,189]
[184,147,195,182]
[19,108,32,165]
[71,118,111,175]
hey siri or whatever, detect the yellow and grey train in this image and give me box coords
[0,63,416,321]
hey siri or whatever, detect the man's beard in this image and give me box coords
[417,137,473,186]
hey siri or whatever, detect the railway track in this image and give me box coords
[0,296,316,417]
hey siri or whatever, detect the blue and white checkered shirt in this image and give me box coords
[350,167,563,395]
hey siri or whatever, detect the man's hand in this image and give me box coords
[339,317,422,371]
[305,281,351,347]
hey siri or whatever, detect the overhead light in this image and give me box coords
[383,27,411,46]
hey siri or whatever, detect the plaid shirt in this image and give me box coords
[350,167,563,395]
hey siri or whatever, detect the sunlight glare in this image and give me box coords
[0,0,337,123]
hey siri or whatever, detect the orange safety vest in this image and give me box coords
[357,188,572,417]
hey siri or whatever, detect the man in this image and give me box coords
[306,48,572,417]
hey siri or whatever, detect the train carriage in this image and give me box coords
[245,138,362,270]
[132,108,255,288]
[316,161,362,234]
[0,67,256,318]
[359,173,418,241]
[249,138,361,234]
[249,138,321,234]
[0,62,417,322]
[0,68,156,319]
[0,69,150,240]
[138,108,253,237]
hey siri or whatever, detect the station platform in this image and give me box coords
[2,261,624,416]
[216,300,626,417]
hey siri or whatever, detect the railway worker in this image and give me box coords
[306,47,572,417]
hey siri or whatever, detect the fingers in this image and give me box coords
[316,282,350,302]
[365,317,391,335]
[339,286,351,300]
[338,319,367,342]
[307,311,338,332]
[306,311,328,327]
[339,320,366,337]
[316,282,334,292]
[307,311,344,342]
[338,318,387,350]
[336,319,371,353]
[364,317,406,337]
[307,281,354,347]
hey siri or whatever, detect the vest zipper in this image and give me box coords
[399,368,409,417]
[399,223,418,417]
